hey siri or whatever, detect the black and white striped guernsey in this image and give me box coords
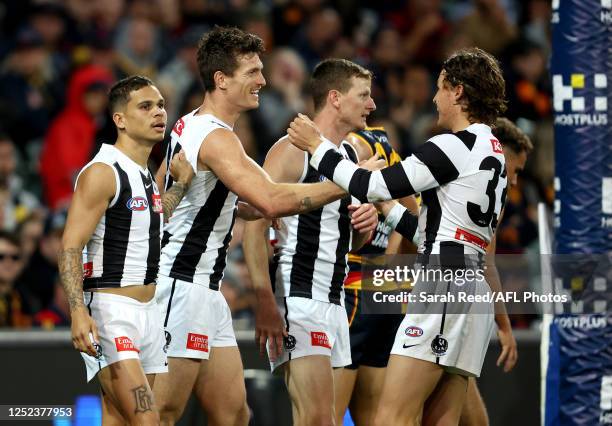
[309,123,507,255]
[158,111,237,290]
[273,139,359,306]
[79,144,163,290]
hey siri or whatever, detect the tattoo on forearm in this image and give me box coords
[58,248,85,311]
[131,385,153,414]
[300,196,313,212]
[161,182,187,219]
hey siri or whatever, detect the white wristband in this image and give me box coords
[384,203,407,231]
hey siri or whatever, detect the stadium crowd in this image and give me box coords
[0,0,553,329]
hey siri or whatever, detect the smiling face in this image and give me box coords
[221,52,266,112]
[433,70,462,129]
[338,76,376,131]
[113,85,167,145]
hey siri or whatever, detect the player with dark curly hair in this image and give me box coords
[288,47,509,425]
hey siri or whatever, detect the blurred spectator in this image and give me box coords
[0,26,62,150]
[250,47,307,158]
[34,278,70,329]
[91,0,125,43]
[0,231,31,328]
[459,0,517,56]
[15,209,65,313]
[391,0,451,70]
[157,26,206,129]
[292,7,343,70]
[521,0,552,53]
[113,17,163,79]
[16,212,45,263]
[39,64,113,210]
[367,26,404,109]
[389,64,437,154]
[503,37,551,122]
[242,12,274,51]
[271,0,323,46]
[0,134,41,232]
[29,3,69,52]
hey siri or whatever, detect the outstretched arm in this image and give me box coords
[60,163,116,357]
[201,130,347,218]
[288,114,462,202]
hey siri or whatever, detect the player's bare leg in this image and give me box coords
[97,359,159,425]
[100,387,124,426]
[349,366,386,425]
[285,355,336,426]
[459,378,489,426]
[373,356,443,426]
[333,367,357,425]
[422,372,469,426]
[194,346,249,426]
[154,357,200,425]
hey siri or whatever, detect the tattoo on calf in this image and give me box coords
[131,385,153,414]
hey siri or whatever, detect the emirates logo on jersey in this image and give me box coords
[173,118,185,136]
[152,194,162,213]
[127,196,149,211]
[83,262,93,278]
[490,138,503,153]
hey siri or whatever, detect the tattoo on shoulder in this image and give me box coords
[131,385,153,414]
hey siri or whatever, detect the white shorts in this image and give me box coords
[270,296,351,372]
[81,291,168,382]
[390,280,494,377]
[156,275,237,360]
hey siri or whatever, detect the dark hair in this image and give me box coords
[441,47,507,125]
[197,26,265,93]
[0,230,20,250]
[310,59,373,113]
[108,75,154,113]
[493,117,533,154]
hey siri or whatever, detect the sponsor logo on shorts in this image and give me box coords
[126,197,149,211]
[83,262,93,278]
[115,336,139,352]
[163,331,172,353]
[402,343,418,349]
[431,334,448,356]
[152,194,162,213]
[310,331,331,349]
[93,342,103,359]
[405,326,424,337]
[284,334,296,352]
[186,333,209,352]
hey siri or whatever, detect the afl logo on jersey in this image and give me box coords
[127,197,149,211]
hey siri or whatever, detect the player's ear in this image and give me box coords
[453,84,464,101]
[214,71,227,90]
[329,89,341,109]
[113,112,126,130]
